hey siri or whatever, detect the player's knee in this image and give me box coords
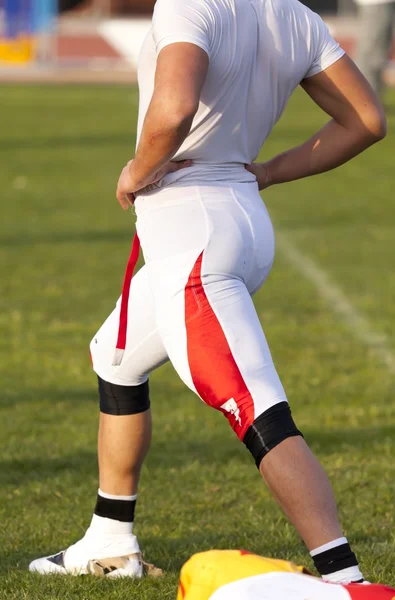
[242,402,303,468]
[98,376,150,416]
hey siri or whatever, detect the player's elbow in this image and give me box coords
[359,105,387,144]
[370,111,387,141]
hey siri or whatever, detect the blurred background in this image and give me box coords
[0,0,394,88]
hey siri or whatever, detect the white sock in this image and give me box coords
[98,489,137,502]
[88,513,134,536]
[323,566,365,584]
[311,537,364,584]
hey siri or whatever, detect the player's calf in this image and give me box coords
[244,403,364,584]
[29,376,155,577]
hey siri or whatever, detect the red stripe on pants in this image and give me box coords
[116,233,141,353]
[184,252,255,440]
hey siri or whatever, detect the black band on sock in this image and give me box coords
[94,494,136,523]
[98,376,150,416]
[313,542,359,576]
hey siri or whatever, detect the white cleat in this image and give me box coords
[29,550,144,578]
[29,533,145,578]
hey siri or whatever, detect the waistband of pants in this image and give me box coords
[134,181,259,217]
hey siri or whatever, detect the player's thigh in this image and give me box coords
[185,272,287,441]
[90,265,168,386]
[148,253,287,441]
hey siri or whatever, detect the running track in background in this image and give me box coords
[58,19,395,67]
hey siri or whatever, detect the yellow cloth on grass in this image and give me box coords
[177,549,305,600]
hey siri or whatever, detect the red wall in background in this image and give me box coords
[59,0,155,14]
[112,0,155,13]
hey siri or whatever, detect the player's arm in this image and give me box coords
[248,55,386,190]
[116,43,208,208]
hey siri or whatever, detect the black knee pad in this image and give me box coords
[243,402,303,468]
[98,377,150,416]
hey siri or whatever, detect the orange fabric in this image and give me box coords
[184,252,255,439]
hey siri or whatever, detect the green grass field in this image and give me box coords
[1,84,394,599]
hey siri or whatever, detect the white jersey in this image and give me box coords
[137,0,344,187]
[209,572,353,600]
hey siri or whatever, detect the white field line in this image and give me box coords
[277,232,395,374]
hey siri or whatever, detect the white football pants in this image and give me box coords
[90,183,287,440]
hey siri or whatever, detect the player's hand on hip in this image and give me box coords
[116,159,192,210]
[245,162,272,191]
[116,161,137,210]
